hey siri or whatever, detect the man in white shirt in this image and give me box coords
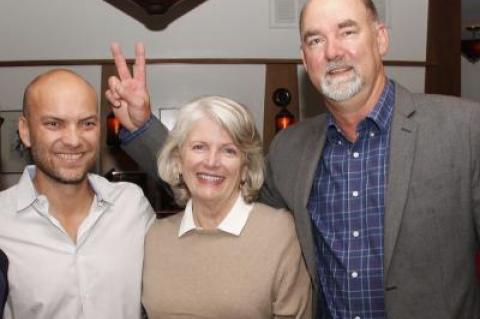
[0,69,154,319]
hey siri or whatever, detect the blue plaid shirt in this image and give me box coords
[308,80,395,319]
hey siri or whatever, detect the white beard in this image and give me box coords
[320,61,364,101]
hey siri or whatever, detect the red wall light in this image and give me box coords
[462,25,480,64]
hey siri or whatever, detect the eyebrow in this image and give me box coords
[338,19,359,29]
[40,114,98,122]
[302,19,360,42]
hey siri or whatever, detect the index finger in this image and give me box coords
[133,42,146,86]
[111,42,132,81]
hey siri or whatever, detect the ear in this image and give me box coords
[240,164,248,182]
[18,115,32,148]
[375,22,389,56]
[173,153,183,175]
[300,47,309,72]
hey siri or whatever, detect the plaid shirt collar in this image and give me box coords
[326,79,395,143]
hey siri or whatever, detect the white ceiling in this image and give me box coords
[462,0,480,38]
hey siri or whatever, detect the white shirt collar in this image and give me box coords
[178,193,253,237]
[15,165,116,213]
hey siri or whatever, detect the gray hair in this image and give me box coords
[157,96,264,207]
[299,0,379,32]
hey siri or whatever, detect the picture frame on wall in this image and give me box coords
[0,110,30,173]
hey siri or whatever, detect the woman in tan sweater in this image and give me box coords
[142,96,311,319]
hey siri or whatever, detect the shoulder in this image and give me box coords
[249,203,296,236]
[272,114,326,147]
[88,173,147,201]
[0,183,21,211]
[146,213,183,241]
[0,184,16,200]
[397,84,480,121]
[267,113,327,165]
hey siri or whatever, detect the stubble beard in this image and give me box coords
[30,147,95,185]
[320,61,364,101]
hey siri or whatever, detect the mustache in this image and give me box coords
[324,60,354,73]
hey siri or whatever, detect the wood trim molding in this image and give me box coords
[0,59,429,67]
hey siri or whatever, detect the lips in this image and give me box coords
[196,173,225,184]
[328,66,352,75]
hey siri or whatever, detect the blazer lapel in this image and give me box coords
[293,115,328,286]
[384,85,417,275]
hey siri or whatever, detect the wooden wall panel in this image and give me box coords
[263,64,299,152]
[425,0,461,95]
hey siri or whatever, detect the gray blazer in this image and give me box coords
[123,83,480,319]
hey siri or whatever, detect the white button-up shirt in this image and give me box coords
[0,166,155,319]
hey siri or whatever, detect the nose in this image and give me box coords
[204,149,221,167]
[325,38,343,61]
[62,126,81,147]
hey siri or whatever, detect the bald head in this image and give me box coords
[299,0,379,32]
[23,69,97,118]
[18,68,100,186]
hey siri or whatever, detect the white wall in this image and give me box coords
[147,64,266,134]
[0,66,102,111]
[0,0,431,188]
[461,56,480,103]
[0,0,430,117]
[0,0,428,61]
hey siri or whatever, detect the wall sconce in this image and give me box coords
[462,25,480,63]
[106,112,122,147]
[130,0,184,14]
[273,88,295,132]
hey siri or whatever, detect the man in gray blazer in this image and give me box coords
[105,0,480,318]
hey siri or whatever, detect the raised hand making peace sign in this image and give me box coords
[105,42,152,132]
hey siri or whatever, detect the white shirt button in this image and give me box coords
[338,140,342,145]
[369,132,375,137]
[351,271,358,278]
[352,191,359,197]
[354,316,361,319]
[353,231,359,237]
[353,152,359,158]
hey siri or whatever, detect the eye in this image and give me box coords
[306,37,324,48]
[82,119,97,129]
[223,146,239,157]
[341,29,357,37]
[191,143,205,151]
[44,120,60,129]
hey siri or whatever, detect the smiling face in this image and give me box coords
[19,70,99,185]
[177,116,245,211]
[300,0,388,104]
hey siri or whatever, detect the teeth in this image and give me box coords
[197,173,223,182]
[57,153,82,160]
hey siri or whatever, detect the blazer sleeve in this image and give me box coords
[259,130,292,210]
[469,102,480,239]
[121,117,169,181]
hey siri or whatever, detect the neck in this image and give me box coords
[33,171,94,243]
[191,193,240,230]
[326,75,387,142]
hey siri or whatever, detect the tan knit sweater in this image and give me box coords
[142,203,312,319]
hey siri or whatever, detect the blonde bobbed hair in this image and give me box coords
[157,96,264,207]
